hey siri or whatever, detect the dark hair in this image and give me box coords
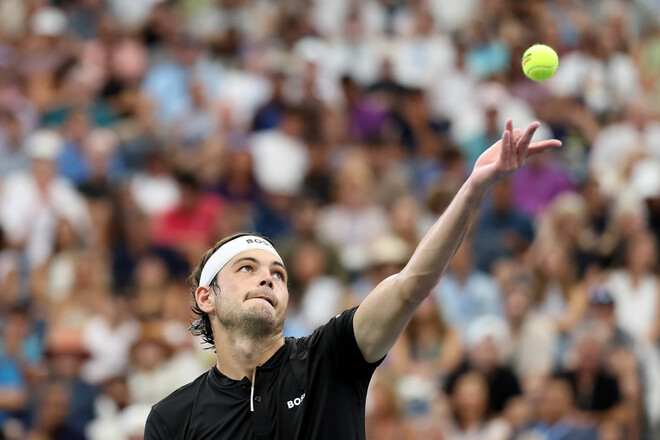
[175,172,200,191]
[187,232,276,347]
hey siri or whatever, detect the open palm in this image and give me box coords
[471,119,562,188]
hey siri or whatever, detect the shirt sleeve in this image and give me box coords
[144,408,173,440]
[306,306,385,379]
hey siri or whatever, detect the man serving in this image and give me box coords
[144,120,561,439]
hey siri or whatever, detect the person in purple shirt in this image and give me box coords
[341,75,389,142]
[511,150,574,218]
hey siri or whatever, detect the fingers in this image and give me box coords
[516,121,540,162]
[526,139,563,156]
[501,120,562,168]
[512,128,524,142]
[501,123,511,166]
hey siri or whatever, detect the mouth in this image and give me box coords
[249,295,275,307]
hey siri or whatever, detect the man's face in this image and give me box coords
[212,250,289,338]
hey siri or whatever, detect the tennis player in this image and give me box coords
[144,120,561,439]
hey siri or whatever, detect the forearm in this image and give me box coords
[397,177,489,303]
[354,178,489,363]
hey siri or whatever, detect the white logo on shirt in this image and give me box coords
[286,393,305,409]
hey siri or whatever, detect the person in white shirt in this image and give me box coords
[0,129,91,268]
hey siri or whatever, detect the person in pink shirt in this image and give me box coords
[152,173,224,263]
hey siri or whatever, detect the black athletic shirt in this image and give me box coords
[143,307,384,439]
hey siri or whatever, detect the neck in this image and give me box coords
[630,267,645,280]
[459,414,481,431]
[509,316,524,332]
[214,329,285,381]
[453,267,470,283]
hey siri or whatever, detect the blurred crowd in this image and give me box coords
[0,0,659,439]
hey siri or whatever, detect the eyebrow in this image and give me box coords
[233,257,288,274]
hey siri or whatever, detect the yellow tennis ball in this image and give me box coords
[522,44,559,81]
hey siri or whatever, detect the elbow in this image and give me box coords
[394,271,436,305]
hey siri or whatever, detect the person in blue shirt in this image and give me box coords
[474,178,535,272]
[518,376,599,440]
[433,239,503,338]
[0,356,26,431]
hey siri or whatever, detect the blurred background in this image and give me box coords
[0,0,658,439]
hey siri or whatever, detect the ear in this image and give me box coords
[195,286,215,314]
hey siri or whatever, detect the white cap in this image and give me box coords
[466,315,510,350]
[31,7,68,37]
[25,129,63,161]
[367,234,411,267]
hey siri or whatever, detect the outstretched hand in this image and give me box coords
[469,119,562,190]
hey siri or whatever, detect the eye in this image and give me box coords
[239,265,253,273]
[273,271,285,281]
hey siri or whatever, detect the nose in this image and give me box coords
[259,268,274,289]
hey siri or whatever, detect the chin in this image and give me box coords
[241,308,283,338]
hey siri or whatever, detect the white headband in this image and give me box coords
[199,235,282,287]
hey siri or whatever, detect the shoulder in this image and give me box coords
[293,307,361,359]
[306,307,358,341]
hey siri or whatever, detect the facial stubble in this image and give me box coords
[213,286,284,339]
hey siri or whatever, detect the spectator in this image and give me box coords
[0,228,21,309]
[212,148,259,204]
[0,129,91,269]
[250,105,310,197]
[80,296,139,386]
[59,127,125,192]
[30,219,98,327]
[0,111,29,177]
[252,70,288,132]
[351,233,411,302]
[0,304,44,376]
[152,172,224,262]
[276,196,344,285]
[519,375,599,440]
[286,240,347,336]
[441,372,511,440]
[585,287,642,439]
[141,34,222,127]
[445,315,522,415]
[317,154,389,273]
[129,152,180,217]
[365,374,416,440]
[109,205,188,294]
[0,354,26,436]
[501,273,558,390]
[341,75,388,142]
[86,374,153,440]
[390,295,462,417]
[474,178,535,272]
[528,239,589,337]
[558,326,622,419]
[43,327,99,436]
[433,240,503,337]
[606,230,660,346]
[26,381,85,440]
[127,322,190,406]
[510,151,574,219]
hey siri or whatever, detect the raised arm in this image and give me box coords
[354,119,562,362]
